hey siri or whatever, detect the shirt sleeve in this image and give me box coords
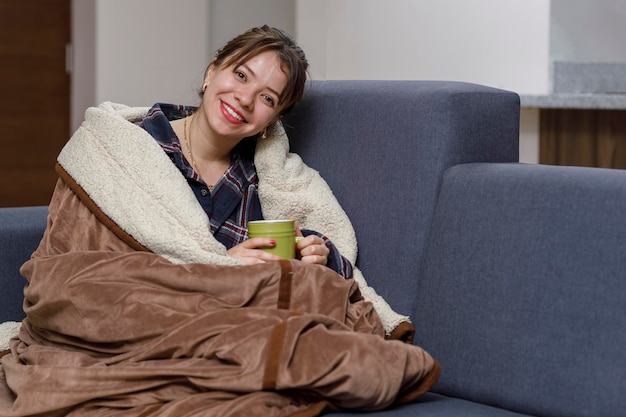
[300,229,354,279]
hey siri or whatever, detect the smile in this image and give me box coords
[221,101,246,124]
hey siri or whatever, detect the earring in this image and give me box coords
[261,129,267,139]
[202,82,208,93]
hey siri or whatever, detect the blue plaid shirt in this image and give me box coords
[139,103,353,278]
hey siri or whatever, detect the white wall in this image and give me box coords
[551,0,626,63]
[71,0,209,131]
[94,0,210,108]
[209,0,294,59]
[70,0,96,132]
[296,0,550,94]
[296,0,551,163]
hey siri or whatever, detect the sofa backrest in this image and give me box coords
[415,162,626,417]
[0,206,48,322]
[283,80,520,317]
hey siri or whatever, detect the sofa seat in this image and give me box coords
[329,393,534,416]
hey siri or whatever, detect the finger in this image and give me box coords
[295,236,310,251]
[297,236,324,251]
[299,242,329,258]
[244,237,276,249]
[255,250,283,262]
[237,249,282,264]
[300,254,328,265]
[241,246,283,262]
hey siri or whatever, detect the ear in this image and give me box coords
[204,59,218,84]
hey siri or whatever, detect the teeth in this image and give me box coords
[224,103,244,122]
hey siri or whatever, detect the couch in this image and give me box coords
[1,80,625,417]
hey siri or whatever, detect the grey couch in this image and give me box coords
[1,80,625,417]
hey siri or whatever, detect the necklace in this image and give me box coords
[183,116,214,191]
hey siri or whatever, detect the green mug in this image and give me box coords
[247,219,297,259]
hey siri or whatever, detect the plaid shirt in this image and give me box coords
[139,103,353,278]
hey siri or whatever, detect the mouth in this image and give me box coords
[221,101,247,124]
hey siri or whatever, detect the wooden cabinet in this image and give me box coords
[540,109,626,169]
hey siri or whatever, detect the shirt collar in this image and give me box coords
[139,103,258,187]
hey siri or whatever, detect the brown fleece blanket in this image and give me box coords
[0,179,439,416]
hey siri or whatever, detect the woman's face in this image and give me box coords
[201,50,288,142]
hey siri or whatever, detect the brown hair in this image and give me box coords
[204,25,309,115]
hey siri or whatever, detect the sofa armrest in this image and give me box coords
[0,206,48,322]
[416,163,626,416]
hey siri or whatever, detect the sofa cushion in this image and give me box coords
[414,163,626,417]
[0,206,48,322]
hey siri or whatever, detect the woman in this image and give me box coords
[139,25,351,276]
[0,26,439,417]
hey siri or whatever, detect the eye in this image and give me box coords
[234,70,246,81]
[262,94,276,107]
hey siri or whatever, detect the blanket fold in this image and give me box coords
[0,102,439,416]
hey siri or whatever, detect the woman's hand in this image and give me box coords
[292,218,330,266]
[227,238,282,265]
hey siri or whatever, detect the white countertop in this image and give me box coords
[520,93,626,110]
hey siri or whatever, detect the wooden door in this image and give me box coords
[0,0,71,207]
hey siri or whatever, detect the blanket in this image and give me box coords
[0,103,439,416]
[55,102,411,336]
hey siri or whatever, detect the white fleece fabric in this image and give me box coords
[49,102,408,335]
[0,321,21,351]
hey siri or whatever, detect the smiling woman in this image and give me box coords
[162,25,334,268]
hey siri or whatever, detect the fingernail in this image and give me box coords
[269,240,276,246]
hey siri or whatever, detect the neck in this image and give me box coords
[186,114,233,164]
[179,115,233,188]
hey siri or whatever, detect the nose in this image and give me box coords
[235,85,255,109]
